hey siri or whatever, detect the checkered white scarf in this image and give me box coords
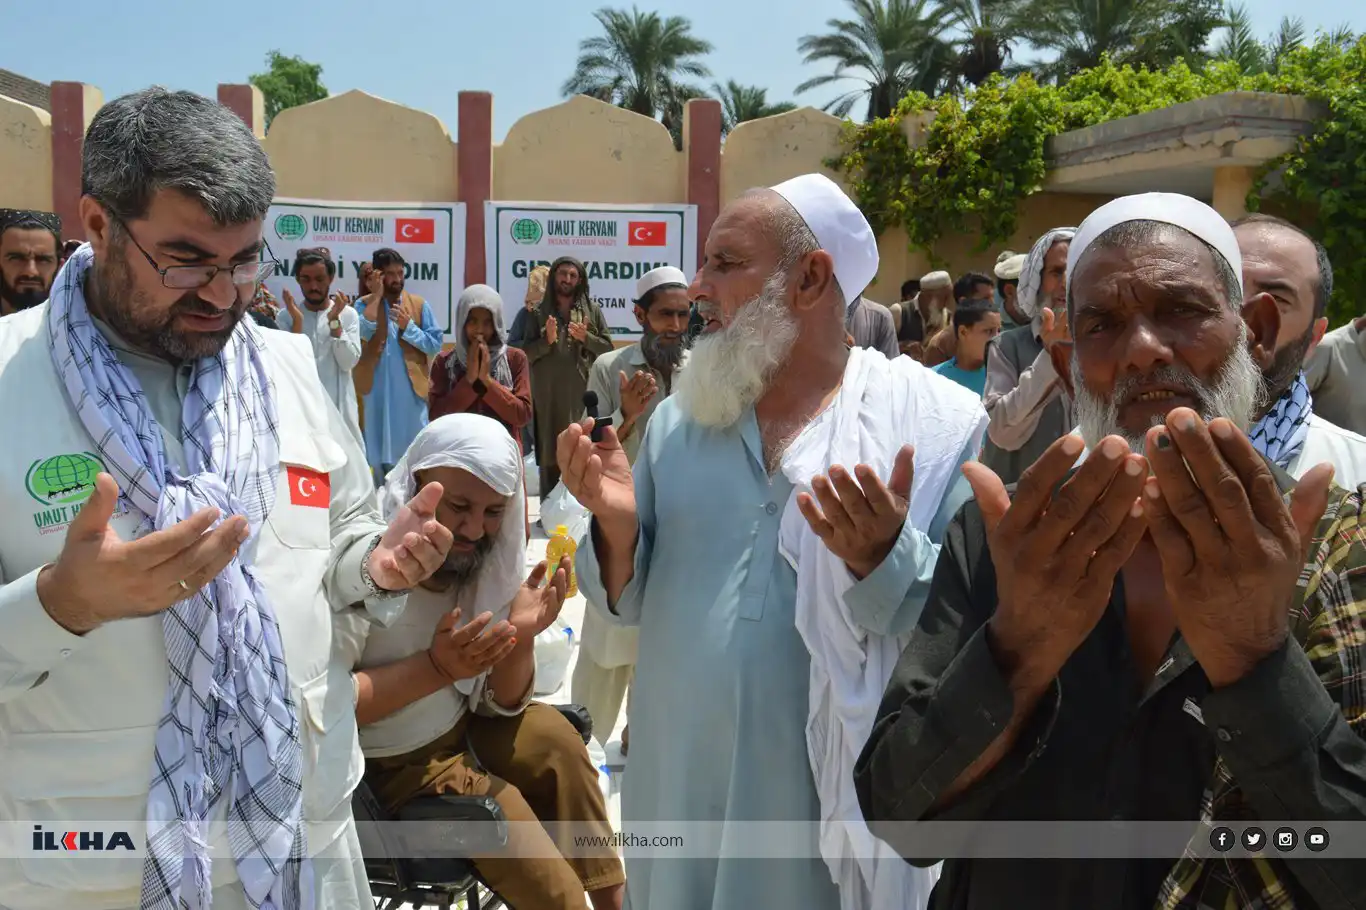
[45,246,310,910]
[1249,371,1313,470]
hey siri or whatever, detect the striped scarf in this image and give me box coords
[45,246,310,910]
[1249,371,1313,470]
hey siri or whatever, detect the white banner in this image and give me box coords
[484,201,698,342]
[263,197,467,340]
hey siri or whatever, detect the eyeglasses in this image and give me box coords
[110,211,280,290]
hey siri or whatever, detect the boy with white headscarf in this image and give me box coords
[334,413,627,910]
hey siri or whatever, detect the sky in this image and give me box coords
[5,0,1361,142]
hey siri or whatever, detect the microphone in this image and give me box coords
[583,391,613,442]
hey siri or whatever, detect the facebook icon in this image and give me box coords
[1210,827,1236,853]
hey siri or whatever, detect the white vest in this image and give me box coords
[1287,414,1366,488]
[0,306,364,909]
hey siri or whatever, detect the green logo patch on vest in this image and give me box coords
[25,452,104,506]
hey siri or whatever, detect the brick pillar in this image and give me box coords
[684,99,723,270]
[458,92,494,288]
[49,82,103,242]
[217,84,266,138]
[1212,165,1256,220]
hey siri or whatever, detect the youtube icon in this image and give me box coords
[395,218,435,243]
[628,221,667,246]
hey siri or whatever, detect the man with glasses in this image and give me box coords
[0,87,455,910]
[0,208,61,316]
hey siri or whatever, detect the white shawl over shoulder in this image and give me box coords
[778,347,987,910]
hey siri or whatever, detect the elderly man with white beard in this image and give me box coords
[856,193,1366,910]
[556,174,987,910]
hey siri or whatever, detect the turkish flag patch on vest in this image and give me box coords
[287,466,331,508]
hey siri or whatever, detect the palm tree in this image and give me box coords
[938,0,1028,87]
[795,0,954,120]
[712,81,798,134]
[1213,3,1269,73]
[1018,0,1221,82]
[562,6,714,123]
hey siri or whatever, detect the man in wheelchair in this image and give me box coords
[334,414,627,909]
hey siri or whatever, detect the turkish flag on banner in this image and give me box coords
[287,466,332,508]
[628,221,667,246]
[395,218,436,244]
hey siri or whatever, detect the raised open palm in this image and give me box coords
[556,419,635,526]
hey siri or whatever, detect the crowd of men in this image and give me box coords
[0,85,1364,910]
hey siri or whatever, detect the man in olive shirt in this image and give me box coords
[856,194,1366,910]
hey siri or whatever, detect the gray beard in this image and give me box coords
[674,273,799,429]
[1073,323,1265,456]
[428,536,493,589]
[640,326,688,374]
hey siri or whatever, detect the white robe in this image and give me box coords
[778,348,988,910]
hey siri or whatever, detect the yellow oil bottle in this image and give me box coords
[545,524,578,597]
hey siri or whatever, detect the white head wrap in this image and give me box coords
[770,173,879,302]
[1017,227,1077,320]
[1066,193,1243,301]
[380,413,526,644]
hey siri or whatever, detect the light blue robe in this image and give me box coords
[577,398,974,910]
[357,300,444,476]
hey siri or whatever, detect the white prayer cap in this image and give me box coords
[920,270,952,290]
[1067,193,1243,299]
[770,173,879,301]
[994,254,1026,281]
[635,265,689,301]
[996,249,1018,264]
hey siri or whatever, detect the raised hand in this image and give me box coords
[507,557,571,638]
[1039,306,1071,349]
[365,267,384,298]
[428,608,517,682]
[965,434,1148,688]
[557,419,635,530]
[475,340,493,384]
[367,482,455,591]
[567,319,588,343]
[545,315,559,345]
[467,341,487,383]
[391,303,412,331]
[796,444,916,580]
[328,291,351,321]
[282,288,303,332]
[1142,408,1335,687]
[35,474,249,635]
[618,370,658,420]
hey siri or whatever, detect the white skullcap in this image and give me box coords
[996,249,1018,264]
[1067,193,1243,299]
[994,254,1026,281]
[920,270,951,290]
[635,265,689,301]
[770,173,879,301]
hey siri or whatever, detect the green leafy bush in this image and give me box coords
[831,40,1365,326]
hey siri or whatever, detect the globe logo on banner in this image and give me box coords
[510,218,543,245]
[274,214,308,241]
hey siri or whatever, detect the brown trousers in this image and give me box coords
[366,702,625,909]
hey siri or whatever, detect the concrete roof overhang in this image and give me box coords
[1044,92,1324,198]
